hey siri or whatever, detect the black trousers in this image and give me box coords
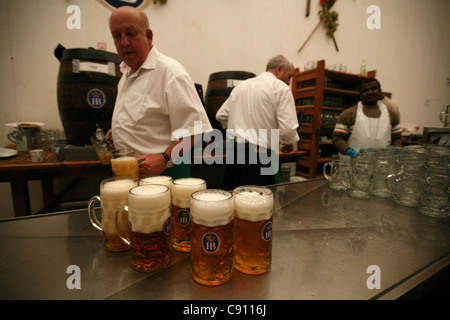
[222,141,278,191]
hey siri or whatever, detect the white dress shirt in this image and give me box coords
[112,46,212,156]
[216,72,299,149]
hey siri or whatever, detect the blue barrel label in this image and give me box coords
[87,89,106,109]
[262,222,272,241]
[177,209,190,226]
[99,0,150,10]
[202,233,220,253]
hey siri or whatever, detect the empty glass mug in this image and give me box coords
[386,156,425,207]
[419,166,449,218]
[323,154,351,191]
[348,156,373,199]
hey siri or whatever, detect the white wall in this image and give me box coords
[1,0,449,218]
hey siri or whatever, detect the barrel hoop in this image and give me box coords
[57,72,120,85]
[59,108,113,121]
[208,71,256,82]
[60,48,122,64]
[205,88,234,97]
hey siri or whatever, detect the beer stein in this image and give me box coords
[348,156,373,199]
[190,189,234,286]
[419,157,450,218]
[116,184,172,272]
[386,164,425,207]
[170,178,207,252]
[8,123,42,151]
[323,154,351,191]
[110,150,139,180]
[371,153,396,198]
[88,178,137,251]
[233,186,274,275]
[90,127,113,164]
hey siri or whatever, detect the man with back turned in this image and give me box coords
[216,55,300,189]
[106,6,212,179]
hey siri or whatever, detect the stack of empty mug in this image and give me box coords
[323,145,449,218]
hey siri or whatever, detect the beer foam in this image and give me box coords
[111,156,137,162]
[140,175,173,189]
[101,178,137,195]
[171,178,206,208]
[234,188,273,222]
[190,190,234,227]
[128,185,171,234]
[100,179,137,234]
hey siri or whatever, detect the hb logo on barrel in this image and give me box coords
[99,0,150,10]
[87,89,106,109]
[202,233,220,253]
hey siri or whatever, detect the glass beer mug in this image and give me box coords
[170,178,206,252]
[233,186,274,275]
[419,166,450,218]
[110,150,140,181]
[88,178,137,251]
[323,154,351,191]
[348,156,373,199]
[190,189,234,286]
[371,151,396,198]
[115,184,172,272]
[386,155,425,207]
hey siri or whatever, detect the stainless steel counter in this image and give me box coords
[0,179,449,300]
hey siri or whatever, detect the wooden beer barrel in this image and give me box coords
[205,71,256,132]
[56,46,122,146]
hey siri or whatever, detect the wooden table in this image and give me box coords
[0,146,111,217]
[0,146,306,217]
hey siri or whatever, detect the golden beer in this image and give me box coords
[171,178,206,252]
[190,190,234,286]
[116,184,171,272]
[233,186,274,275]
[88,178,137,251]
[111,150,139,180]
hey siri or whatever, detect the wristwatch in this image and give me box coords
[161,152,174,168]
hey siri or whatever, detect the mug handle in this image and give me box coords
[440,110,446,123]
[323,162,332,181]
[115,205,131,245]
[385,173,399,194]
[88,195,102,231]
[7,131,16,143]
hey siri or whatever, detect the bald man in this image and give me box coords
[106,6,212,179]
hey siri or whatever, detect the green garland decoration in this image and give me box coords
[318,0,339,37]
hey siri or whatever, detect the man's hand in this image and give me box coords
[280,144,294,154]
[345,147,360,159]
[138,154,167,178]
[105,129,114,147]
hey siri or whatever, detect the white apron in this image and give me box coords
[348,101,391,152]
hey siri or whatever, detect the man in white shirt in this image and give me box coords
[216,55,299,188]
[106,6,212,179]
